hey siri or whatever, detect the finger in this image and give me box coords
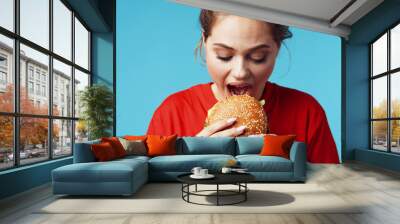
[248,134,266,137]
[197,118,236,136]
[211,125,246,137]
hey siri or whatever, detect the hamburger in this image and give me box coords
[205,94,268,136]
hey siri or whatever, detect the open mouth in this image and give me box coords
[227,83,252,95]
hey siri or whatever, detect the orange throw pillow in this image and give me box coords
[101,137,127,158]
[146,134,177,157]
[91,142,117,161]
[259,134,296,159]
[124,135,147,141]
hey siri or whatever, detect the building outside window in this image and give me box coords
[370,22,400,154]
[28,81,34,94]
[0,0,91,170]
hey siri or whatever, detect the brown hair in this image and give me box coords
[195,9,292,60]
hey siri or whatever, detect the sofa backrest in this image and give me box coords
[73,139,100,163]
[176,137,236,155]
[235,137,264,155]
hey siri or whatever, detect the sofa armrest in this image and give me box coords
[289,141,307,181]
[73,140,100,163]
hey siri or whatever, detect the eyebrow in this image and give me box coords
[213,43,270,51]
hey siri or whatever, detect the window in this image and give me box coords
[0,55,7,67]
[41,73,46,83]
[0,71,6,85]
[0,54,8,86]
[28,81,34,94]
[0,0,91,170]
[28,67,34,80]
[42,85,46,97]
[35,70,40,81]
[371,23,400,154]
[35,83,40,95]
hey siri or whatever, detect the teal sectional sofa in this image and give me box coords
[52,137,307,196]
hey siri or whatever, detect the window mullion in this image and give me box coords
[13,0,20,167]
[49,0,53,160]
[71,10,76,155]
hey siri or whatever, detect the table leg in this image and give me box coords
[217,184,219,206]
[195,184,197,192]
[245,183,247,201]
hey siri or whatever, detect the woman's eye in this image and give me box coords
[249,54,267,63]
[217,56,233,62]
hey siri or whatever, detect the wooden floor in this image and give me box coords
[1,162,400,224]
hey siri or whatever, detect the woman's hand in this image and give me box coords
[196,118,246,137]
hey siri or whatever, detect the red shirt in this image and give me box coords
[147,82,339,163]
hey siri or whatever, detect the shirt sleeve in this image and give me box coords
[306,100,340,163]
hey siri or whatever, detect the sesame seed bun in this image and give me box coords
[205,94,268,136]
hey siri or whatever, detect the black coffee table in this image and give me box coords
[177,173,255,206]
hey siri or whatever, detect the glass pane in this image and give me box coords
[372,77,387,119]
[391,24,400,70]
[0,0,14,31]
[20,44,49,115]
[20,0,49,49]
[74,69,89,118]
[0,116,14,170]
[391,72,400,118]
[0,34,14,112]
[372,121,388,151]
[75,120,88,143]
[53,59,72,117]
[53,0,72,60]
[372,33,387,76]
[391,120,400,153]
[74,17,89,70]
[53,119,72,157]
[20,117,49,165]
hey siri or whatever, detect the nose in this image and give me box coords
[231,57,250,80]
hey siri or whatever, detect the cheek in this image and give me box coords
[206,55,229,84]
[250,62,275,82]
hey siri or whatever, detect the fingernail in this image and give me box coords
[236,125,246,132]
[227,118,236,123]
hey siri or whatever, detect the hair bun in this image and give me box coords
[205,95,268,136]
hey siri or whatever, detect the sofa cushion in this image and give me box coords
[147,134,177,157]
[52,158,148,183]
[148,154,235,172]
[235,137,263,155]
[118,138,147,156]
[91,142,118,161]
[236,155,293,172]
[260,135,296,159]
[177,137,236,155]
[101,137,127,158]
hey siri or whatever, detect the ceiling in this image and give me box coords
[171,0,384,38]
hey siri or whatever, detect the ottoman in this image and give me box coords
[52,156,148,196]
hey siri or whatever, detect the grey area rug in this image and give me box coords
[37,183,362,214]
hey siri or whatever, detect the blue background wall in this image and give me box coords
[345,0,400,171]
[116,0,342,158]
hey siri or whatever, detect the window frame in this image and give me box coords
[370,20,400,154]
[0,0,92,171]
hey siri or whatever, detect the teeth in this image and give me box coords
[230,86,248,95]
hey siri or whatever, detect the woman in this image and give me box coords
[147,10,339,163]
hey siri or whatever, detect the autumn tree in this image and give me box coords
[0,84,59,152]
[372,99,400,144]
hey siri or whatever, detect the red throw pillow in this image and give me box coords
[124,135,147,141]
[101,137,127,158]
[259,134,296,159]
[146,134,177,157]
[91,142,117,161]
